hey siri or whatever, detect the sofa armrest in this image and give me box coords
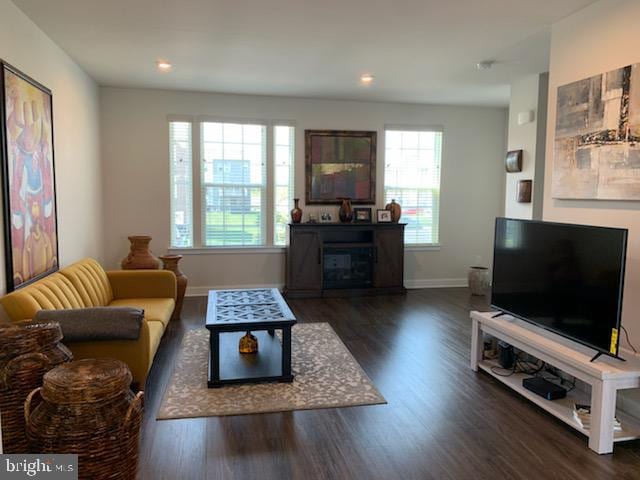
[107,270,177,300]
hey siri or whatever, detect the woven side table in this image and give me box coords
[25,358,144,480]
[0,322,72,453]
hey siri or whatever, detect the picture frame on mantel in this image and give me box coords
[305,129,376,205]
[0,61,60,291]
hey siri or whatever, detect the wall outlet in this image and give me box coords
[474,255,483,266]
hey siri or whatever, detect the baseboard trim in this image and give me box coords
[186,283,285,296]
[186,278,467,295]
[405,278,468,289]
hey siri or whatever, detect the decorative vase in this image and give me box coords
[338,198,353,223]
[25,358,144,480]
[121,236,160,270]
[0,322,73,453]
[290,198,303,224]
[159,254,188,320]
[385,199,402,222]
[239,331,258,354]
[468,266,490,296]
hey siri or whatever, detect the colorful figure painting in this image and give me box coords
[0,62,58,291]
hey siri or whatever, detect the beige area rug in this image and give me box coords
[157,322,386,419]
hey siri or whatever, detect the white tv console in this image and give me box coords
[470,310,640,454]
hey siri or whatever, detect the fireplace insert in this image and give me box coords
[322,246,373,289]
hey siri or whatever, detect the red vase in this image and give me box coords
[159,254,188,320]
[385,199,402,222]
[290,198,303,224]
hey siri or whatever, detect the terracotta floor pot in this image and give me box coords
[0,322,72,453]
[159,254,188,320]
[121,235,160,269]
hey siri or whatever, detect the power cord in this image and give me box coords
[620,325,638,354]
[490,352,576,393]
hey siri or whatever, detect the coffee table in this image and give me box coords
[205,288,297,388]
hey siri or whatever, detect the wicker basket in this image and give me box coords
[0,322,72,453]
[25,358,144,480]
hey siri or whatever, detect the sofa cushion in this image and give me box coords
[34,307,144,342]
[109,298,175,328]
[66,320,164,384]
[60,258,113,307]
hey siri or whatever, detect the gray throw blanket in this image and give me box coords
[34,307,144,342]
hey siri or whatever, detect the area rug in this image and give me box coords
[157,322,386,419]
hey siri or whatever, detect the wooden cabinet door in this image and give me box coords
[373,229,404,288]
[287,230,322,290]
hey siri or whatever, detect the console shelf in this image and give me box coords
[478,358,640,442]
[470,311,640,454]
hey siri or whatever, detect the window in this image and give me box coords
[169,119,294,248]
[384,128,442,245]
[169,121,193,247]
[201,122,266,246]
[273,125,294,246]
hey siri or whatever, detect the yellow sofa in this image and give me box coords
[0,258,176,385]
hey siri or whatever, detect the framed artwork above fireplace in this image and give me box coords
[305,129,376,204]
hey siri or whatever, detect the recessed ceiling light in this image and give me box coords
[156,60,172,72]
[360,74,375,85]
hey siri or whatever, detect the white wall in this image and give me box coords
[100,87,507,291]
[545,0,640,414]
[0,0,103,293]
[505,73,548,219]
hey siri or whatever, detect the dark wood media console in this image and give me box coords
[284,223,406,298]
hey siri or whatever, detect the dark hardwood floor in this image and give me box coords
[138,289,640,480]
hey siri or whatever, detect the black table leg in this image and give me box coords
[281,326,293,382]
[209,330,221,387]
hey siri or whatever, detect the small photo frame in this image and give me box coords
[377,209,392,223]
[319,212,334,223]
[505,150,523,173]
[353,208,372,223]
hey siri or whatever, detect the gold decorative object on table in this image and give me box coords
[0,322,72,453]
[121,235,160,269]
[239,331,258,354]
[159,254,188,320]
[25,358,144,480]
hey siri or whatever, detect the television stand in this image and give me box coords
[470,310,640,454]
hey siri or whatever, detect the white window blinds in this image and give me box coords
[169,121,193,247]
[384,128,442,245]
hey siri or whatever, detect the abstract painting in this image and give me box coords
[0,62,58,291]
[553,63,640,200]
[305,130,376,204]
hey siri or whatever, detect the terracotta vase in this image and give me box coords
[121,236,160,270]
[385,199,402,222]
[468,266,490,296]
[0,322,73,453]
[159,254,188,320]
[290,198,303,224]
[338,198,353,223]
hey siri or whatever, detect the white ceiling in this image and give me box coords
[13,0,599,106]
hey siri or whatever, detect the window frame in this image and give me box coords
[168,116,295,252]
[383,124,444,248]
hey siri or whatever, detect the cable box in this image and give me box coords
[522,377,567,400]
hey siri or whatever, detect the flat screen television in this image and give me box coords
[491,218,628,359]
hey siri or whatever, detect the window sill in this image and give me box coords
[405,244,441,252]
[168,246,287,255]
